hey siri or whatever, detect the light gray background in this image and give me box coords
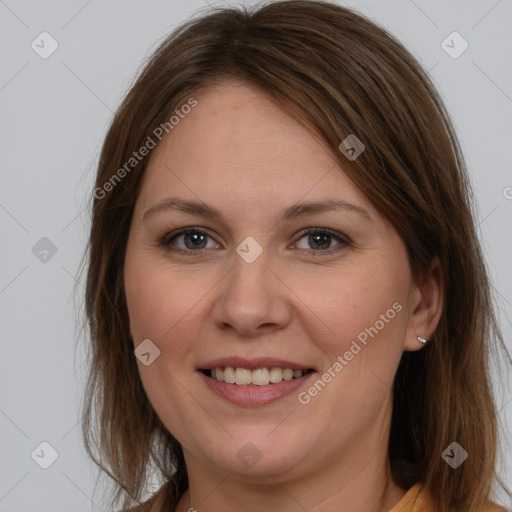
[1,0,511,511]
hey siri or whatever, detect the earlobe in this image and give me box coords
[404,256,444,352]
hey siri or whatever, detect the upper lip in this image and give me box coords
[198,357,315,371]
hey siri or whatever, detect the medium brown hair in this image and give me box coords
[79,1,510,511]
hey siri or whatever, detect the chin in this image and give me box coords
[198,431,314,479]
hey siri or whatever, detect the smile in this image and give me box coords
[202,366,315,386]
[198,363,316,407]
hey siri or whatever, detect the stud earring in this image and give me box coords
[417,336,428,344]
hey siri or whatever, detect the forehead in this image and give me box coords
[134,81,378,223]
[151,82,331,172]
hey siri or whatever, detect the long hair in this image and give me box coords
[78,1,509,510]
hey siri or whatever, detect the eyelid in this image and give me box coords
[294,227,352,244]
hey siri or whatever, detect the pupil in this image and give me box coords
[186,233,206,249]
[310,233,330,250]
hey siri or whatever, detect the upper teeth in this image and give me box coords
[211,367,307,385]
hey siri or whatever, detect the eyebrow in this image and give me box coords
[142,197,372,224]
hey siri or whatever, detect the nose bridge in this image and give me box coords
[228,240,273,306]
[212,238,291,335]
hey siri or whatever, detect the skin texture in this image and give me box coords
[123,82,443,512]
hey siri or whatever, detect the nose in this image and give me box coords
[210,249,292,338]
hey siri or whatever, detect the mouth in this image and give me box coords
[200,366,316,386]
[197,358,317,407]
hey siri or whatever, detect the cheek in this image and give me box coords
[292,258,409,431]
[300,256,410,363]
[124,250,205,343]
[124,252,211,438]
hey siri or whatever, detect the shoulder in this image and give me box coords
[390,483,508,512]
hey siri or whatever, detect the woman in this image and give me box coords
[80,1,510,511]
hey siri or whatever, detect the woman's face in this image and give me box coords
[124,82,437,481]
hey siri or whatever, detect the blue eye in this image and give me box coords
[161,227,351,256]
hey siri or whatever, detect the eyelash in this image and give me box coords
[160,227,352,257]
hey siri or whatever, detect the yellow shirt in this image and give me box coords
[127,482,508,511]
[389,482,507,512]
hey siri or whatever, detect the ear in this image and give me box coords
[403,256,444,352]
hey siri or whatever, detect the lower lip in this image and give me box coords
[199,371,315,407]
